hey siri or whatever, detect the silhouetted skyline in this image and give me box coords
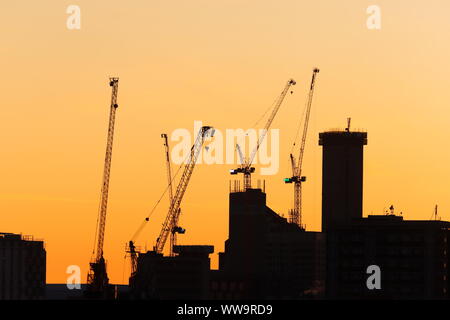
[1,1,449,287]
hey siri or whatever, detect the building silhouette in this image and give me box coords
[45,284,128,300]
[319,130,367,232]
[129,245,214,299]
[326,215,450,299]
[127,125,450,300]
[320,127,450,299]
[0,232,46,300]
[214,187,325,299]
[129,187,325,300]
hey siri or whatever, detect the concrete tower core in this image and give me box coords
[319,130,367,232]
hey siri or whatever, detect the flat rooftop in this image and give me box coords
[173,245,214,254]
[319,130,368,145]
[0,232,43,242]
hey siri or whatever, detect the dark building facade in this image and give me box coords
[326,215,450,299]
[215,188,325,299]
[129,245,214,299]
[319,127,450,299]
[319,130,367,232]
[0,233,46,300]
[128,125,450,300]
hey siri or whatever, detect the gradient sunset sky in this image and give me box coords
[1,1,450,284]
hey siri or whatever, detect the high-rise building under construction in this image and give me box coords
[215,187,325,299]
[319,129,368,232]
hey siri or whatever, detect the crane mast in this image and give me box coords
[154,126,214,254]
[230,79,296,190]
[285,69,319,227]
[86,77,119,298]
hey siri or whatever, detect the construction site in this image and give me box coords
[79,71,327,300]
[48,69,450,300]
[1,1,449,307]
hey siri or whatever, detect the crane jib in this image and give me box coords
[154,126,214,254]
[231,79,296,191]
[94,77,119,263]
[86,77,120,295]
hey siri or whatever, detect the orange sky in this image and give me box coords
[1,1,450,284]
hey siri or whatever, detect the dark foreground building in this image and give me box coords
[319,130,367,232]
[46,284,128,300]
[129,187,324,300]
[327,215,450,299]
[0,232,46,299]
[319,127,450,299]
[129,125,450,300]
[214,188,325,299]
[129,245,214,299]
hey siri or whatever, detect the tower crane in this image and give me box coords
[126,133,179,274]
[230,79,296,190]
[154,126,214,254]
[284,69,319,227]
[127,126,214,268]
[86,77,119,298]
[161,133,185,257]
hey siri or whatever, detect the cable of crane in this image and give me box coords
[237,99,276,152]
[129,136,204,242]
[290,74,316,154]
[130,163,183,241]
[290,100,308,154]
[91,188,103,255]
[250,95,278,129]
[239,83,295,158]
[245,83,295,137]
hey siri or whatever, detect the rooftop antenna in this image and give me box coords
[346,117,351,132]
[389,205,394,215]
[434,204,439,220]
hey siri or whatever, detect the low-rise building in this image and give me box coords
[0,232,46,300]
[129,245,214,299]
[326,215,450,299]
